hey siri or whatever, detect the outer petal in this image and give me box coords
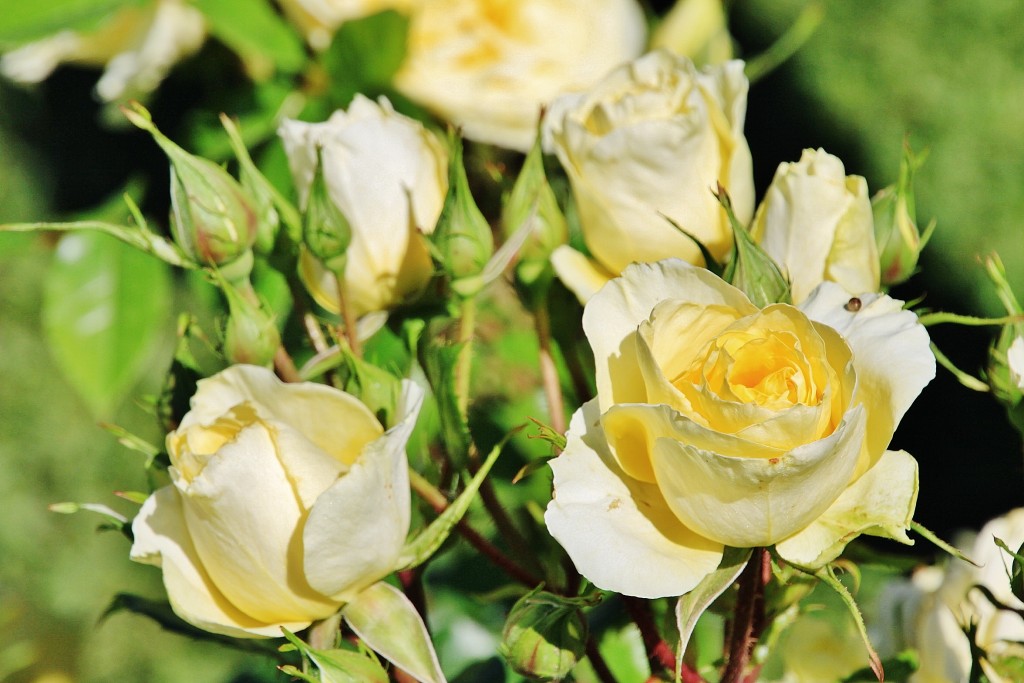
[585,259,756,412]
[303,381,423,601]
[178,422,339,623]
[650,405,867,547]
[774,449,918,568]
[545,400,724,599]
[800,284,935,466]
[131,486,310,638]
[179,364,383,467]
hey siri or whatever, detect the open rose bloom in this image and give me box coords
[545,260,935,597]
[130,364,423,637]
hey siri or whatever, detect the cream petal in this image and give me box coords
[774,449,918,568]
[545,400,724,599]
[550,245,614,305]
[178,422,338,623]
[130,486,309,638]
[651,405,867,547]
[800,284,935,462]
[180,364,383,467]
[585,259,756,412]
[304,381,423,602]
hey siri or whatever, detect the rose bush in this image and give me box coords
[278,95,448,318]
[751,148,880,303]
[130,364,423,637]
[543,51,754,303]
[0,0,205,101]
[394,0,646,151]
[545,259,934,598]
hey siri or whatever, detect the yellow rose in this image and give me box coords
[878,509,1024,683]
[130,364,423,637]
[543,51,755,303]
[278,95,448,318]
[0,0,204,101]
[545,259,934,598]
[751,148,880,303]
[277,0,412,51]
[651,0,733,66]
[394,0,647,151]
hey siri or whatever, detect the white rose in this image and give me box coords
[751,148,880,303]
[394,0,647,151]
[1008,336,1024,391]
[879,509,1024,683]
[651,0,733,66]
[130,364,423,637]
[278,95,448,317]
[277,0,412,51]
[545,260,934,598]
[0,0,205,101]
[543,51,754,303]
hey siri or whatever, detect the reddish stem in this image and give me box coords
[721,549,769,683]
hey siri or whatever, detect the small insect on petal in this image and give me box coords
[844,297,862,312]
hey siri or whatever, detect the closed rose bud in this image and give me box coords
[872,144,934,286]
[500,589,588,681]
[221,279,280,368]
[303,148,353,273]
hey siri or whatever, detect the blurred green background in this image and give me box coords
[1,1,1022,681]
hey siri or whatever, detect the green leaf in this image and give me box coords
[398,436,506,570]
[321,10,410,105]
[0,0,141,44]
[342,582,446,683]
[674,547,751,681]
[42,232,172,418]
[280,629,389,683]
[191,0,306,76]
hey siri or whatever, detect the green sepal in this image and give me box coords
[303,147,353,272]
[49,501,130,540]
[397,435,506,570]
[280,628,389,683]
[994,537,1024,605]
[342,582,447,683]
[716,184,791,307]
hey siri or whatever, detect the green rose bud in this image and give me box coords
[984,255,1024,436]
[872,142,935,286]
[432,133,494,298]
[123,103,258,269]
[500,588,588,681]
[304,147,353,273]
[221,277,280,368]
[502,132,568,304]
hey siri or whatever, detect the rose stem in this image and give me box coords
[399,567,427,619]
[622,596,705,682]
[408,470,542,587]
[585,636,619,683]
[565,335,593,404]
[334,271,362,359]
[454,295,477,418]
[721,548,769,683]
[535,301,566,434]
[274,346,303,383]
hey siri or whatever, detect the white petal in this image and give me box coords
[131,486,309,638]
[545,400,723,598]
[303,381,423,601]
[774,449,918,568]
[1008,336,1024,390]
[650,405,867,547]
[550,245,614,305]
[799,283,934,462]
[585,259,756,412]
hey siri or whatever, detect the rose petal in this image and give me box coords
[650,405,867,547]
[800,284,935,467]
[550,244,615,305]
[303,381,423,602]
[180,364,383,467]
[131,486,310,638]
[774,449,918,568]
[585,259,756,412]
[545,400,723,598]
[177,421,338,623]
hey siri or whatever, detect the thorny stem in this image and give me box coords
[621,596,679,677]
[334,270,362,359]
[586,636,618,683]
[274,346,302,383]
[408,470,542,588]
[535,302,566,434]
[722,548,769,683]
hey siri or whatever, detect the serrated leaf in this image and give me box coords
[0,0,140,44]
[42,232,172,418]
[398,437,505,570]
[192,0,305,76]
[674,547,751,680]
[342,582,446,683]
